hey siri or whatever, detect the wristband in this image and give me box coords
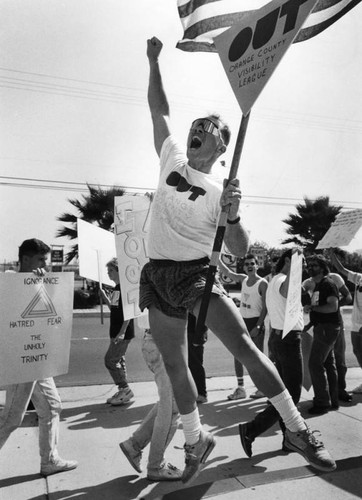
[227,216,240,224]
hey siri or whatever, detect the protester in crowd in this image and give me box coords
[120,327,182,481]
[265,256,279,283]
[303,263,353,403]
[330,251,362,394]
[140,36,336,484]
[0,238,78,477]
[187,313,209,404]
[239,249,304,457]
[101,258,135,406]
[304,255,341,414]
[219,254,268,400]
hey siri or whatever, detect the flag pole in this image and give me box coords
[195,111,250,338]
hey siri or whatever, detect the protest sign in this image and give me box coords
[0,272,74,386]
[214,0,317,115]
[283,251,303,338]
[77,219,116,287]
[317,209,362,249]
[114,195,151,320]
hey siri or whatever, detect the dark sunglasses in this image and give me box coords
[191,118,220,138]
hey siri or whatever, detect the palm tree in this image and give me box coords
[282,196,342,252]
[56,184,125,263]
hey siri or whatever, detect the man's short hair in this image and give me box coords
[18,238,50,260]
[307,254,330,276]
[106,257,118,271]
[243,253,258,264]
[209,114,231,146]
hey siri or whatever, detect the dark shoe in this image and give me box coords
[338,391,352,403]
[308,405,330,415]
[281,434,290,452]
[331,403,339,410]
[239,423,254,458]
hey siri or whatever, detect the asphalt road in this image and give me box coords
[54,309,359,388]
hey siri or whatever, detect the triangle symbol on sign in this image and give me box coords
[21,286,57,319]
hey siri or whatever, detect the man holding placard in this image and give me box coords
[141,36,336,484]
[0,239,77,477]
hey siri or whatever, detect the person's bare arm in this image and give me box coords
[147,37,171,156]
[222,178,249,257]
[218,259,246,283]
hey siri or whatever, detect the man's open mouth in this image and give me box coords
[190,136,202,150]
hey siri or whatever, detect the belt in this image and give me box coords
[272,329,301,336]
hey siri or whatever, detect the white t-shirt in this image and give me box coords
[266,273,304,331]
[347,271,362,330]
[147,136,223,260]
[240,278,267,319]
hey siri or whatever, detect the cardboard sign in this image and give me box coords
[283,251,303,338]
[77,219,116,287]
[317,209,362,249]
[114,195,151,320]
[0,272,74,386]
[214,0,318,115]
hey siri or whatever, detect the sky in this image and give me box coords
[1,0,362,263]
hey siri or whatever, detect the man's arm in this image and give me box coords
[339,283,352,306]
[330,251,348,277]
[222,178,250,257]
[147,37,171,157]
[249,280,268,337]
[311,295,338,314]
[279,248,301,298]
[218,258,246,283]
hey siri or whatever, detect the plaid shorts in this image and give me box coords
[139,258,227,319]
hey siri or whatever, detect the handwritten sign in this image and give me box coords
[214,0,317,115]
[283,251,303,338]
[317,209,362,249]
[77,219,116,287]
[114,195,151,320]
[0,272,74,386]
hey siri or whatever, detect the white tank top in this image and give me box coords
[266,273,304,330]
[240,278,266,319]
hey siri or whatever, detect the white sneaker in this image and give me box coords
[108,387,134,406]
[351,383,362,394]
[227,387,246,400]
[250,389,265,399]
[147,462,182,482]
[40,457,78,477]
[120,438,142,473]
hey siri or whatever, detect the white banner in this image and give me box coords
[0,272,74,386]
[317,209,362,249]
[77,219,116,287]
[214,0,318,115]
[114,195,151,320]
[283,251,303,338]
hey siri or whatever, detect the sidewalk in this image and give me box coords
[1,370,361,500]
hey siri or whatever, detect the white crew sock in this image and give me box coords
[181,408,202,445]
[269,389,306,432]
